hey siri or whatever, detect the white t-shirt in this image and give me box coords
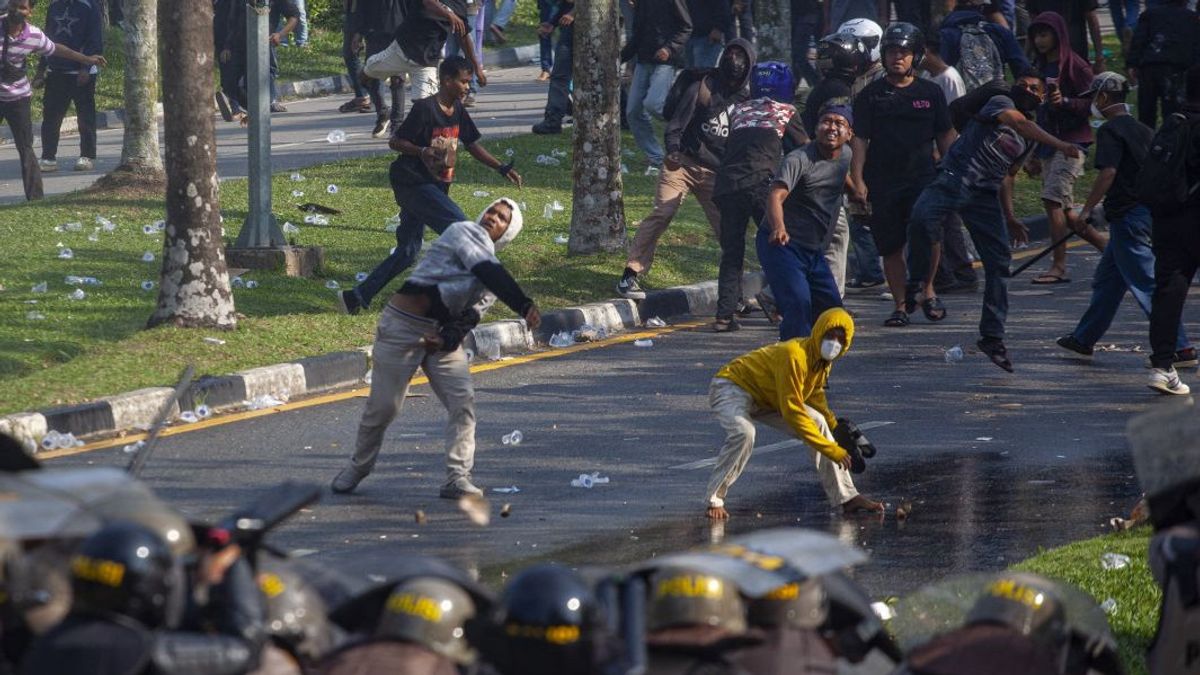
[923,66,967,104]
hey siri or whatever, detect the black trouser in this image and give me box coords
[219,49,246,111]
[342,8,367,98]
[1137,64,1186,129]
[1149,210,1200,368]
[365,32,405,124]
[933,212,977,287]
[41,72,97,161]
[715,187,767,320]
[0,97,43,200]
[543,26,573,123]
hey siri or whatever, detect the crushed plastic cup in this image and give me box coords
[1100,552,1131,570]
[69,288,86,301]
[41,431,61,450]
[203,337,226,346]
[493,486,520,494]
[1100,597,1117,614]
[291,190,305,198]
[87,230,100,242]
[554,234,569,244]
[95,216,114,230]
[645,317,667,328]
[502,430,523,446]
[363,369,372,385]
[154,220,166,231]
[327,184,339,194]
[633,339,653,348]
[245,280,259,289]
[504,148,514,157]
[327,129,347,144]
[535,154,561,166]
[290,172,305,182]
[355,272,368,282]
[231,277,245,288]
[142,224,157,235]
[179,411,199,424]
[141,280,155,291]
[64,221,83,232]
[244,394,287,410]
[303,214,329,226]
[551,148,567,158]
[122,440,146,455]
[570,472,610,488]
[325,280,340,290]
[944,345,964,364]
[282,222,300,234]
[57,248,74,260]
[26,311,46,321]
[551,200,565,212]
[142,251,155,262]
[31,282,47,293]
[472,190,491,198]
[65,275,84,285]
[195,404,212,419]
[542,204,555,220]
[548,331,574,348]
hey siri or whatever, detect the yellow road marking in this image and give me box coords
[44,320,706,459]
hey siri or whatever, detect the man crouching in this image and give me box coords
[704,307,882,519]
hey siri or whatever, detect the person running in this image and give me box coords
[759,102,854,340]
[354,0,407,138]
[0,0,105,201]
[339,56,521,316]
[363,0,487,101]
[35,0,103,174]
[1056,72,1195,373]
[331,199,541,498]
[848,22,955,328]
[906,71,1082,371]
[616,39,755,303]
[711,61,808,332]
[704,307,882,520]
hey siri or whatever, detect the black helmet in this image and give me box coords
[881,22,925,69]
[376,576,477,664]
[817,32,867,80]
[69,521,178,628]
[482,564,612,675]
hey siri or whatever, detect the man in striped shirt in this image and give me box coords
[1,0,105,200]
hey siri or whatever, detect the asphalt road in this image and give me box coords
[0,65,550,204]
[55,242,1186,599]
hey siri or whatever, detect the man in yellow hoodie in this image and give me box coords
[705,307,883,519]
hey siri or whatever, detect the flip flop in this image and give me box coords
[977,338,1014,372]
[922,296,947,322]
[1031,274,1071,285]
[884,310,909,327]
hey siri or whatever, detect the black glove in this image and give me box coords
[438,308,482,353]
[833,418,876,474]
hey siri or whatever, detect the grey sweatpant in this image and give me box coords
[351,306,476,484]
[704,377,858,509]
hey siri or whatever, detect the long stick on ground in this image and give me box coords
[126,364,194,477]
[1010,230,1077,278]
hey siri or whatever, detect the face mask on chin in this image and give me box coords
[820,339,843,361]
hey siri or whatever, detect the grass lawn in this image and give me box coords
[1014,528,1158,675]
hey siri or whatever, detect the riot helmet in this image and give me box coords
[1128,399,1200,528]
[69,520,178,629]
[881,22,926,70]
[646,564,747,634]
[746,579,829,630]
[838,18,883,63]
[965,573,1069,648]
[375,576,477,665]
[817,32,867,80]
[750,61,796,103]
[258,559,338,663]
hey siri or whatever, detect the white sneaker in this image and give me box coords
[74,157,94,171]
[1148,367,1191,395]
[39,159,58,173]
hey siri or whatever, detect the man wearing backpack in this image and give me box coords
[1144,66,1200,396]
[616,40,755,301]
[1055,73,1195,387]
[937,0,1030,92]
[1126,0,1200,129]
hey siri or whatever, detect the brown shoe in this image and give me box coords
[537,70,551,82]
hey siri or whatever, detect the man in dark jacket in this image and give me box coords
[685,0,731,68]
[617,39,753,301]
[620,0,692,168]
[531,0,574,135]
[35,0,103,173]
[354,0,407,139]
[217,0,299,114]
[1126,0,1200,128]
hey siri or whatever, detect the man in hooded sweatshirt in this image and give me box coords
[617,39,754,301]
[330,198,541,499]
[704,307,883,520]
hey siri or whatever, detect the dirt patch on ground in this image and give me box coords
[86,167,167,200]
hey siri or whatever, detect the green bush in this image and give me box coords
[305,0,343,30]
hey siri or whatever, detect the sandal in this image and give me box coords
[903,286,920,315]
[338,97,371,113]
[977,338,1014,372]
[884,310,909,327]
[711,318,741,333]
[922,296,947,322]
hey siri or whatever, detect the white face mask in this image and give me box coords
[820,338,843,361]
[1090,102,1104,119]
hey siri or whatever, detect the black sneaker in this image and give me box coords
[735,300,755,317]
[270,101,288,113]
[532,119,563,135]
[215,91,234,122]
[337,289,362,316]
[1056,334,1094,359]
[1175,347,1199,368]
[616,274,646,300]
[372,113,391,139]
[977,337,1014,372]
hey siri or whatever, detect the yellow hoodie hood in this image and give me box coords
[715,308,856,462]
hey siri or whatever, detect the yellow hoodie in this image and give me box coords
[714,307,854,462]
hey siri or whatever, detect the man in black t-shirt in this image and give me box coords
[362,0,486,103]
[849,23,955,328]
[338,57,522,316]
[1126,0,1200,128]
[1056,73,1196,384]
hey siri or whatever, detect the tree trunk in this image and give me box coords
[114,0,163,177]
[148,0,236,330]
[567,0,626,255]
[753,0,791,62]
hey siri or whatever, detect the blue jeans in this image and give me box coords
[626,62,675,166]
[756,228,844,340]
[491,0,517,29]
[687,36,724,68]
[537,0,554,71]
[848,214,884,284]
[909,172,1011,339]
[1072,205,1189,350]
[1109,0,1139,35]
[354,182,468,308]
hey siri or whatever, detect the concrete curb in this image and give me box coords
[0,45,539,143]
[0,272,764,454]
